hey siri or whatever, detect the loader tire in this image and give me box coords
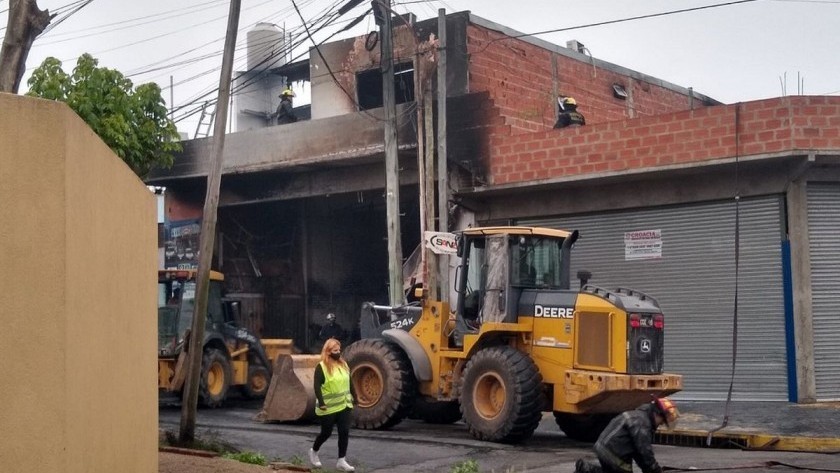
[410,397,462,424]
[199,348,231,408]
[241,364,271,399]
[554,412,615,443]
[344,339,416,430]
[459,346,543,443]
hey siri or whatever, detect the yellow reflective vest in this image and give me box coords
[316,361,353,416]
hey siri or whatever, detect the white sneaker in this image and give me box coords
[308,448,321,468]
[336,457,355,472]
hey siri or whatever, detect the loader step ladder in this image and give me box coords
[194,101,216,139]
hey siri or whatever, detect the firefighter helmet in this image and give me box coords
[326,313,336,322]
[653,397,679,427]
[280,88,295,98]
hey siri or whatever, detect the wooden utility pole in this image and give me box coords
[0,0,53,93]
[423,88,438,300]
[375,0,404,306]
[179,0,241,444]
[436,8,449,303]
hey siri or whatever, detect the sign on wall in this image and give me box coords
[624,229,662,261]
[164,218,201,269]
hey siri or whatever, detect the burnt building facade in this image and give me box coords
[147,12,840,403]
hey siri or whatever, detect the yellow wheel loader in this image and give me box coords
[157,270,292,407]
[342,226,683,443]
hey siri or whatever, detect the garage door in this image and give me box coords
[806,183,840,401]
[519,196,788,400]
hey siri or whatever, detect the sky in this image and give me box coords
[2,0,839,136]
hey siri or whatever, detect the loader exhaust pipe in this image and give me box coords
[559,230,580,290]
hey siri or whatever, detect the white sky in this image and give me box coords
[3,0,839,136]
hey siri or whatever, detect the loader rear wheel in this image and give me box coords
[199,348,231,408]
[410,397,462,424]
[344,339,416,429]
[459,346,543,443]
[554,412,616,442]
[241,364,271,399]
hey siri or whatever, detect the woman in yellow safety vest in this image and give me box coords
[309,338,357,472]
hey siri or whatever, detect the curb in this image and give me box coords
[656,429,840,453]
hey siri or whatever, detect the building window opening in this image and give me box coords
[356,62,415,110]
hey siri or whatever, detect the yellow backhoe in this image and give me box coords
[157,270,294,407]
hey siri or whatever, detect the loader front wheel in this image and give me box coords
[242,364,271,399]
[344,339,416,429]
[199,348,231,408]
[460,346,543,443]
[554,412,616,443]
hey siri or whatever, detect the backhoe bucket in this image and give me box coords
[257,354,320,422]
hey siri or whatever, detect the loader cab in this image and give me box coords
[157,270,226,356]
[453,227,577,345]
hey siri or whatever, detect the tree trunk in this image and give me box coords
[0,0,52,93]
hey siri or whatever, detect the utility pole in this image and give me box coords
[0,0,53,93]
[436,9,449,304]
[179,0,241,444]
[374,0,404,306]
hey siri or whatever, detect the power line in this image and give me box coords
[170,0,349,123]
[38,0,230,44]
[472,0,761,55]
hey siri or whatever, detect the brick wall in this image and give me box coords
[490,96,840,185]
[466,24,702,135]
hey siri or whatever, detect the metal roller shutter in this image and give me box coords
[806,183,840,401]
[518,196,788,400]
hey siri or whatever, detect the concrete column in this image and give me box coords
[786,178,817,402]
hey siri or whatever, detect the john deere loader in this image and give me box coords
[342,226,682,443]
[157,270,292,407]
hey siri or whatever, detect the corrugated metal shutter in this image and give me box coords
[806,183,840,401]
[518,196,787,400]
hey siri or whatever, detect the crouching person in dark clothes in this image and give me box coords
[309,338,357,472]
[575,397,679,473]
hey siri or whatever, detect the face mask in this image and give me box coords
[329,352,341,360]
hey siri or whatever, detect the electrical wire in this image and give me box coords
[38,0,230,45]
[468,0,761,56]
[170,0,350,124]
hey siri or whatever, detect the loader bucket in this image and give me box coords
[257,354,320,422]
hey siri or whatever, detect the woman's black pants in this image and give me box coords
[312,408,351,458]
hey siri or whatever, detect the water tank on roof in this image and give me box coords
[247,23,285,71]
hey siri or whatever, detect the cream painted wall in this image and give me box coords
[0,93,157,473]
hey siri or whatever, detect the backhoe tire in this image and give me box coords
[410,397,462,424]
[241,364,271,399]
[199,348,232,408]
[344,339,416,430]
[554,412,616,443]
[459,346,543,443]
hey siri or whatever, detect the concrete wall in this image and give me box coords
[0,94,157,473]
[466,21,717,135]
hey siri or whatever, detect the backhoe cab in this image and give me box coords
[347,226,682,443]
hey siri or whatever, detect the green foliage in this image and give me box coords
[27,53,181,178]
[222,451,268,466]
[288,455,304,466]
[450,459,480,473]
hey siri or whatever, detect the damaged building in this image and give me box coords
[146,11,840,403]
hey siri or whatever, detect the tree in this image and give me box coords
[27,54,181,177]
[0,0,52,93]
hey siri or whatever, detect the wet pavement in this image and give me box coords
[673,400,840,438]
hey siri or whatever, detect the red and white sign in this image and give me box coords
[424,231,458,255]
[624,229,662,261]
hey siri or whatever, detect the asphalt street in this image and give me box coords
[158,400,840,473]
